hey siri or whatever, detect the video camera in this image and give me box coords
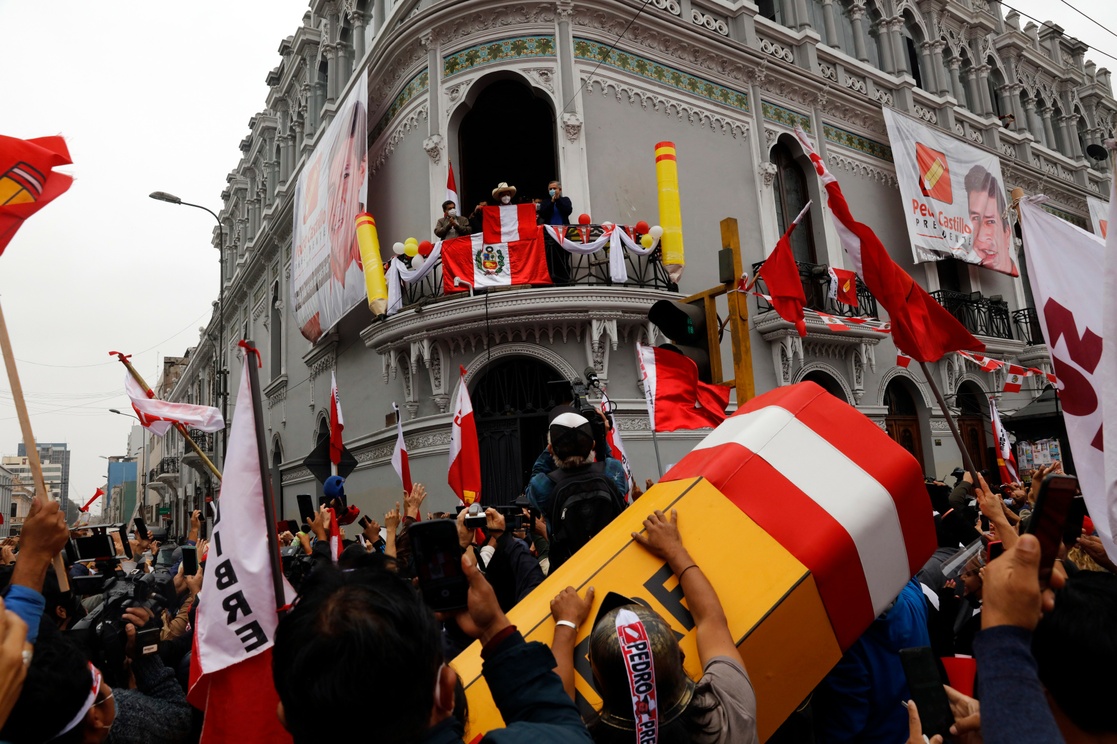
[558,366,610,462]
[455,503,530,533]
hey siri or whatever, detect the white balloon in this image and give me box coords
[392,242,406,255]
[649,225,664,239]
[410,254,425,270]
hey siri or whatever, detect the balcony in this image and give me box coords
[1012,308,1045,346]
[750,260,879,320]
[930,290,1012,340]
[155,456,180,486]
[186,429,214,454]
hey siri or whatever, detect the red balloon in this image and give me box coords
[578,213,592,225]
[635,220,650,235]
[418,240,434,257]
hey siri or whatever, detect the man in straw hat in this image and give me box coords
[492,182,517,205]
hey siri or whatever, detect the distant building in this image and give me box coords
[16,442,71,514]
[1,456,63,502]
[0,466,11,537]
[7,474,34,535]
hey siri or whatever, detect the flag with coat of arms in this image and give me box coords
[440,231,550,292]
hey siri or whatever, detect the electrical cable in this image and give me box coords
[999,0,1117,65]
[561,0,655,113]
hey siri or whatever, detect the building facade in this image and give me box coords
[0,466,11,537]
[15,442,72,518]
[166,0,1114,524]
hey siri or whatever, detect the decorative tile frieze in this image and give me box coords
[370,67,429,143]
[443,36,556,78]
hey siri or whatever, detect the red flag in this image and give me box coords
[795,127,983,363]
[989,396,1019,484]
[391,402,413,493]
[448,366,481,505]
[446,161,459,212]
[638,345,729,432]
[1003,364,1025,394]
[125,372,223,436]
[0,135,73,255]
[758,203,810,337]
[482,204,537,243]
[329,372,344,468]
[828,267,859,307]
[816,312,849,332]
[328,507,341,563]
[441,232,550,292]
[188,354,293,744]
[896,350,913,368]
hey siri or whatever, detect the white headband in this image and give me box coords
[50,662,102,740]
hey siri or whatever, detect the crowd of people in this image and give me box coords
[0,406,1114,744]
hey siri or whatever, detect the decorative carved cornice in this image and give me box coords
[582,74,750,139]
[370,106,429,177]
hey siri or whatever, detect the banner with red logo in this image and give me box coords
[883,109,1018,277]
[1087,195,1109,239]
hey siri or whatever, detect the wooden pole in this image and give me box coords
[721,217,755,401]
[111,352,222,481]
[0,299,70,591]
[918,360,981,483]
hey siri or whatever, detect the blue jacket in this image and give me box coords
[525,450,627,528]
[974,626,1065,744]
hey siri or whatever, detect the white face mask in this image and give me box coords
[501,195,512,205]
[447,208,456,216]
[549,188,557,197]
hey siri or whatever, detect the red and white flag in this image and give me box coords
[446,161,459,212]
[1105,148,1117,561]
[896,350,912,368]
[0,135,73,256]
[329,372,344,470]
[441,232,551,292]
[125,373,224,437]
[327,507,341,563]
[1019,194,1115,561]
[1003,364,1025,394]
[661,381,936,649]
[482,203,537,243]
[957,351,1003,373]
[828,267,859,307]
[638,345,729,432]
[600,390,632,499]
[795,127,984,363]
[989,396,1019,484]
[758,202,810,337]
[448,366,481,505]
[188,356,294,744]
[391,402,413,493]
[816,312,848,332]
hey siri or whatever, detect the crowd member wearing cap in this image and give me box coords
[272,550,592,743]
[525,408,627,537]
[492,182,517,206]
[550,509,758,743]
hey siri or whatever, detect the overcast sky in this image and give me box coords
[0,1,1114,517]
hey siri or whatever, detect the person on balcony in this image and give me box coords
[434,200,472,240]
[492,182,517,205]
[536,180,572,227]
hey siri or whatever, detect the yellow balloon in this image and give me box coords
[403,242,419,257]
[405,237,419,247]
[640,233,655,249]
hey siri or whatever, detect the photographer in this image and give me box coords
[468,507,544,613]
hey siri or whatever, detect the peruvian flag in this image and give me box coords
[661,381,936,649]
[391,402,413,493]
[816,312,849,332]
[638,345,730,432]
[600,390,632,499]
[0,135,73,255]
[329,372,344,469]
[896,350,912,368]
[441,232,551,292]
[482,204,537,243]
[448,366,481,505]
[828,267,859,306]
[989,396,1019,484]
[795,126,984,363]
[446,161,459,212]
[758,202,810,337]
[188,355,294,744]
[125,373,224,436]
[327,508,341,563]
[1003,364,1025,393]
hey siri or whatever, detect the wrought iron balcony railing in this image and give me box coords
[749,260,879,320]
[394,225,676,310]
[930,290,1013,340]
[186,429,214,455]
[1012,307,1044,346]
[157,456,180,476]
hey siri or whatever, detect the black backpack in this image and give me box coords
[547,461,625,571]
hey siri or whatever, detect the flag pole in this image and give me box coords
[241,341,287,614]
[0,299,70,592]
[111,352,222,481]
[918,361,981,482]
[650,429,665,479]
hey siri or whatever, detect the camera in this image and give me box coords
[561,367,610,462]
[463,503,487,530]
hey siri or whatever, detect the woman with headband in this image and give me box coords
[550,509,758,743]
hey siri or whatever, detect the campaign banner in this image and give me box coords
[883,108,1018,277]
[291,71,369,343]
[1087,194,1109,239]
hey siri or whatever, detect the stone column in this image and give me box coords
[1060,114,1082,158]
[323,44,337,105]
[919,41,936,91]
[266,143,279,202]
[975,64,994,117]
[820,0,839,48]
[873,18,895,74]
[948,58,966,104]
[336,38,350,89]
[349,10,366,61]
[1041,107,1058,151]
[848,3,869,62]
[963,67,979,111]
[889,18,909,76]
[793,0,811,31]
[557,0,578,110]
[930,41,948,95]
[1006,84,1026,130]
[1024,96,1044,145]
[372,0,384,37]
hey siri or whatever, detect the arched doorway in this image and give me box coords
[471,357,568,506]
[956,381,990,476]
[884,378,926,474]
[802,370,849,404]
[457,79,558,214]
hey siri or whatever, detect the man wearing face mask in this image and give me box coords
[434,200,472,240]
[536,180,573,284]
[492,181,517,206]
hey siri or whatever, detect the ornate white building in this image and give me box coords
[159,0,1114,530]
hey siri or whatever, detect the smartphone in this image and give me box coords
[899,646,954,741]
[1026,473,1080,584]
[135,626,161,656]
[979,514,991,533]
[286,519,300,535]
[409,520,469,612]
[181,546,198,576]
[1062,494,1087,547]
[358,515,373,530]
[72,534,117,561]
[297,493,316,524]
[987,540,1004,562]
[133,517,149,541]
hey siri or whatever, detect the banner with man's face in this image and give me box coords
[883,108,1018,277]
[291,71,369,343]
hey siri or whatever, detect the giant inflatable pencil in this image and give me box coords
[355,212,388,317]
[655,141,685,282]
[454,382,936,741]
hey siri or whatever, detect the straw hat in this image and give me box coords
[491,182,517,199]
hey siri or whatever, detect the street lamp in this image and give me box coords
[149,190,227,462]
[109,409,147,523]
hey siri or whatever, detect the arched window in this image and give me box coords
[771,141,818,265]
[802,370,850,403]
[987,61,1008,122]
[955,381,989,473]
[1075,107,1089,160]
[270,281,283,381]
[884,378,926,472]
[899,13,926,90]
[1052,101,1069,155]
